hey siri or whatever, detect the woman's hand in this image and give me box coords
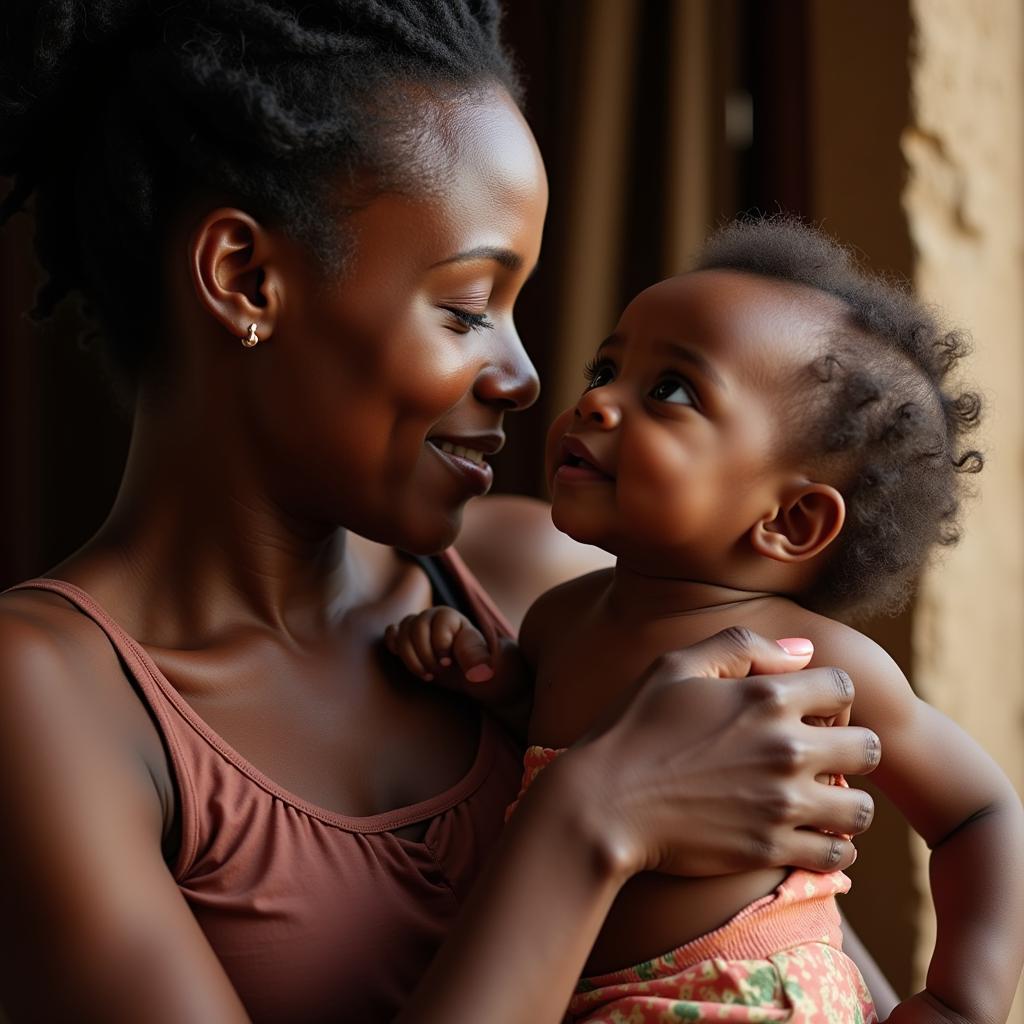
[401,625,879,1024]
[561,626,880,881]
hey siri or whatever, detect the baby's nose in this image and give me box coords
[574,388,622,428]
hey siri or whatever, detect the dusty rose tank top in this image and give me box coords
[10,549,523,1023]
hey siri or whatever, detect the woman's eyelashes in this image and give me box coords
[442,306,495,332]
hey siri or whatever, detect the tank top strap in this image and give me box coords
[6,578,188,712]
[4,577,204,871]
[436,547,516,647]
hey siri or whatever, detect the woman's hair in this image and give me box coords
[0,0,519,381]
[695,216,983,620]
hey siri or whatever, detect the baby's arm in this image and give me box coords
[385,607,533,735]
[811,624,1024,1024]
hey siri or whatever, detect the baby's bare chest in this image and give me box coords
[528,598,807,748]
[528,616,717,748]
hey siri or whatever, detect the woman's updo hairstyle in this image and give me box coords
[0,0,520,382]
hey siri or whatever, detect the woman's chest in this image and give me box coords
[149,568,482,823]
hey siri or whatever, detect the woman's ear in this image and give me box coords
[750,483,846,563]
[188,208,281,344]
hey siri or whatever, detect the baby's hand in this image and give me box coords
[384,608,534,735]
[384,607,495,686]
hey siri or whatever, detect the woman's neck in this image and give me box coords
[72,390,367,645]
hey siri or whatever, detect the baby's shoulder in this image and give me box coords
[518,569,612,659]
[768,601,909,706]
[525,568,612,617]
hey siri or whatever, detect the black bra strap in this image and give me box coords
[407,553,475,618]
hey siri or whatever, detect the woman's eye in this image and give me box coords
[443,307,495,332]
[649,377,696,406]
[583,359,615,390]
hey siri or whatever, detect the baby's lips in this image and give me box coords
[465,664,495,683]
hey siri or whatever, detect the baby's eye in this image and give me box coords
[583,358,616,391]
[649,377,696,406]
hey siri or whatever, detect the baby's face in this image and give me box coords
[546,270,841,574]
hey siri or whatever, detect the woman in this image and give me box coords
[0,4,883,1021]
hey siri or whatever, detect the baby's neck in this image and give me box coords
[606,561,776,622]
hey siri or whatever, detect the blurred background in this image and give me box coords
[1,0,1022,1012]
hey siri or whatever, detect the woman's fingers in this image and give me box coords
[799,779,876,838]
[743,769,875,839]
[799,720,881,782]
[776,829,859,873]
[732,665,856,724]
[654,626,814,683]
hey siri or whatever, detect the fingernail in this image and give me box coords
[776,637,814,656]
[465,664,494,683]
[440,657,452,667]
[422,673,434,682]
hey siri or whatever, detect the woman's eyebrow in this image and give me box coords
[430,245,523,271]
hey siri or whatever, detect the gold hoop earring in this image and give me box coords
[241,323,259,348]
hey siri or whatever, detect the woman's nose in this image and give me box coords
[574,386,622,428]
[474,328,541,411]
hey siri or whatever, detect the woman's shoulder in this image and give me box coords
[0,585,106,685]
[0,584,171,815]
[455,495,613,632]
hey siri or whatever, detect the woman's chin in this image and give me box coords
[394,509,465,556]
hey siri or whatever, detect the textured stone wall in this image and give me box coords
[904,0,1024,1017]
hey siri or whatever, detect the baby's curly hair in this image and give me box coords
[0,0,519,383]
[695,217,983,620]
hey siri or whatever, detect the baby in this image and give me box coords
[386,219,1023,1023]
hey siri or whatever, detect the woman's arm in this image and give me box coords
[0,606,253,1024]
[456,494,613,632]
[399,627,881,1024]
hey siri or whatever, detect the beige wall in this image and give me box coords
[904,0,1024,1017]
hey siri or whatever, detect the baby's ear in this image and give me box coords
[750,483,845,563]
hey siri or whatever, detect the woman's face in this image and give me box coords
[249,87,547,552]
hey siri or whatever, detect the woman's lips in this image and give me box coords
[434,439,487,465]
[427,437,498,494]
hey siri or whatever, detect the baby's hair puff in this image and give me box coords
[695,216,983,620]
